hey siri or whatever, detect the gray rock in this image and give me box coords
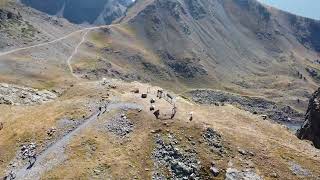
[269,172,278,178]
[0,83,56,106]
[152,134,200,179]
[202,128,224,154]
[297,88,320,148]
[106,113,134,137]
[289,161,312,177]
[189,89,304,127]
[238,149,248,156]
[225,168,262,180]
[210,166,220,177]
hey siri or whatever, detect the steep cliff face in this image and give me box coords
[20,0,134,24]
[297,88,320,148]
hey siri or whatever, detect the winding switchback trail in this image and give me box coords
[0,25,111,78]
[66,30,90,78]
[13,102,143,180]
[0,25,109,57]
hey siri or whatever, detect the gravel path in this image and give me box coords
[12,102,143,180]
[0,25,109,57]
[66,30,90,78]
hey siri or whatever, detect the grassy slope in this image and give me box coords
[1,80,319,178]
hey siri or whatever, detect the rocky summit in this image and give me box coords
[297,88,320,148]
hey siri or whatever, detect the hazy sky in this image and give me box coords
[258,0,320,20]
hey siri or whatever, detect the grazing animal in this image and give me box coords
[154,110,160,119]
[141,94,147,98]
[157,90,163,99]
[150,105,155,111]
[171,106,177,119]
[166,93,174,104]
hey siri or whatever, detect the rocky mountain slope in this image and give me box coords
[0,1,80,52]
[63,0,320,115]
[297,88,320,148]
[21,0,134,24]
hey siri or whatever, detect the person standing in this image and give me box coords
[189,112,193,121]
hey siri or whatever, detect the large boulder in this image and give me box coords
[297,88,320,148]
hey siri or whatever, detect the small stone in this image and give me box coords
[249,151,255,156]
[190,173,196,179]
[93,169,101,175]
[238,149,247,155]
[151,129,162,134]
[210,166,220,177]
[270,172,278,178]
[131,89,139,93]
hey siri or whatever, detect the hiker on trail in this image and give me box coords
[170,106,177,119]
[154,110,160,119]
[189,112,193,121]
[97,107,102,116]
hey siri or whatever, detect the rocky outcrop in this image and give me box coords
[189,89,304,124]
[0,83,57,105]
[297,88,320,148]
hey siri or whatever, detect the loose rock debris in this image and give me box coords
[152,134,201,180]
[106,113,134,137]
[225,168,262,180]
[202,128,224,155]
[0,83,56,105]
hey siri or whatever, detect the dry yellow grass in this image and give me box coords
[0,79,319,179]
[0,0,8,6]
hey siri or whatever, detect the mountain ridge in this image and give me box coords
[21,0,134,24]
